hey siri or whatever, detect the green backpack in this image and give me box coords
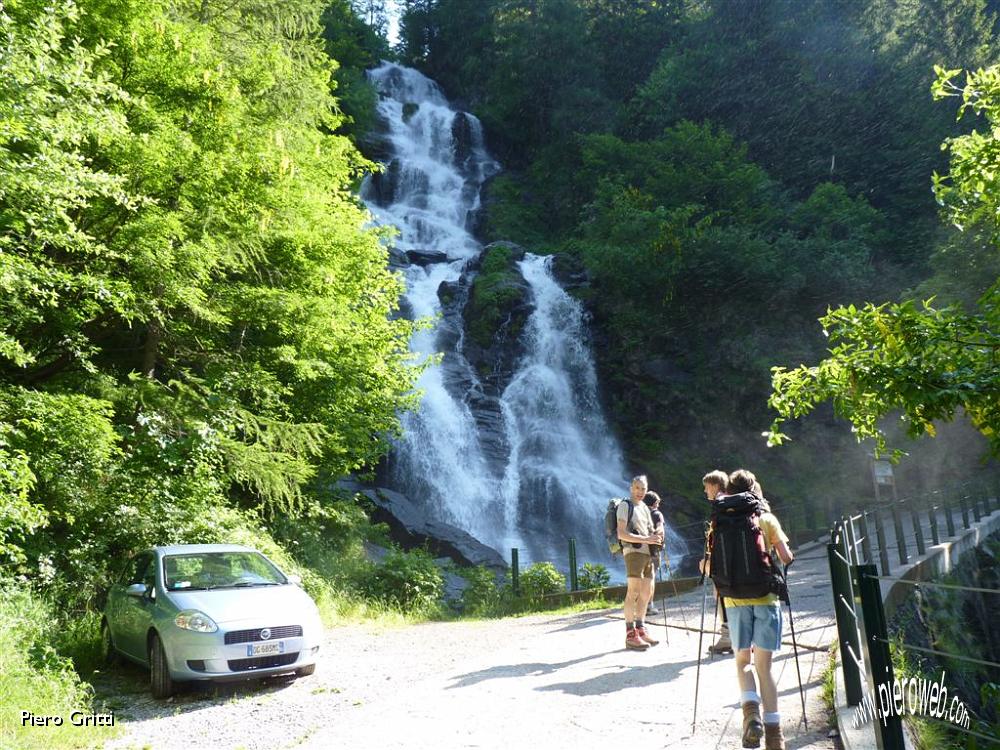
[604,498,634,556]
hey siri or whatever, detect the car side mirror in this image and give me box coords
[286,574,302,586]
[125,583,148,598]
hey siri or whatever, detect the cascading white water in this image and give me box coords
[498,255,685,561]
[362,62,499,540]
[362,62,683,568]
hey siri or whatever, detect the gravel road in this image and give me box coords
[98,604,840,750]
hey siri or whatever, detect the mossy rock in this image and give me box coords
[467,276,525,348]
[465,243,529,349]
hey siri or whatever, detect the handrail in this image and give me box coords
[826,482,1000,749]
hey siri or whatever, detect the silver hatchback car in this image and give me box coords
[102,544,323,697]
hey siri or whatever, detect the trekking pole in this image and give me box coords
[692,564,709,734]
[709,587,719,660]
[781,561,809,732]
[658,564,669,645]
[664,560,690,632]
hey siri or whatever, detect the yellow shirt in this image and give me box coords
[722,513,788,608]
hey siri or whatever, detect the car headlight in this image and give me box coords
[174,610,218,633]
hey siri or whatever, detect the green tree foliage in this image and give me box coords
[0,0,419,594]
[575,124,881,425]
[626,0,996,262]
[482,0,611,163]
[398,0,685,164]
[768,66,1000,456]
[321,0,389,138]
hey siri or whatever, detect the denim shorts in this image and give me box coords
[728,602,782,652]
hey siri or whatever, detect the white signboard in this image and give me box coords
[873,460,894,485]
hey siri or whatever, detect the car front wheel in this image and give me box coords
[149,634,175,698]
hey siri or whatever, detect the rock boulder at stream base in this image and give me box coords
[360,487,508,574]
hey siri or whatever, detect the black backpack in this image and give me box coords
[708,492,784,599]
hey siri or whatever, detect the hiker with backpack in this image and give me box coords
[703,469,794,750]
[643,491,667,617]
[702,470,733,655]
[616,475,663,650]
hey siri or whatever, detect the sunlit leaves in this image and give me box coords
[769,64,1000,456]
[768,296,1000,456]
[0,0,421,579]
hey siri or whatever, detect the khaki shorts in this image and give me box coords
[624,552,654,579]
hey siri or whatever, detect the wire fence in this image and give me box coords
[828,487,1000,750]
[508,476,1000,596]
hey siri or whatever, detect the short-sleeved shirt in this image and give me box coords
[722,512,788,608]
[617,499,654,555]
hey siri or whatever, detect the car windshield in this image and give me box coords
[163,551,287,591]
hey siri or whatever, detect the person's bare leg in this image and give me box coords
[735,648,757,694]
[640,575,655,614]
[624,577,641,623]
[753,648,777,713]
[623,577,648,649]
[754,648,785,749]
[636,571,659,644]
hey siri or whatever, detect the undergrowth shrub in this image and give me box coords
[577,562,610,590]
[361,549,444,611]
[459,566,511,616]
[519,562,566,600]
[0,578,113,749]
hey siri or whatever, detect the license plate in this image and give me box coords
[247,641,285,657]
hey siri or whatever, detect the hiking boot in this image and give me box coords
[741,701,763,748]
[708,639,733,655]
[764,723,785,750]
[625,628,649,651]
[708,623,732,654]
[636,626,659,646]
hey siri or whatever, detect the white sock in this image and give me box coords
[764,712,780,725]
[741,691,761,705]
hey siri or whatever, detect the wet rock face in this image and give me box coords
[550,251,590,292]
[461,241,532,398]
[360,487,508,573]
[451,112,475,175]
[368,158,401,207]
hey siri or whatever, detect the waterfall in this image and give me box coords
[362,62,683,570]
[362,62,499,542]
[497,254,627,560]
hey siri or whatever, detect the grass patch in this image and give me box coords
[822,642,838,720]
[0,580,117,750]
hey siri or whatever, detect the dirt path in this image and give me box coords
[100,605,838,750]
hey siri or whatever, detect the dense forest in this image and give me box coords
[0,1,423,743]
[3,0,1000,745]
[397,0,1000,526]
